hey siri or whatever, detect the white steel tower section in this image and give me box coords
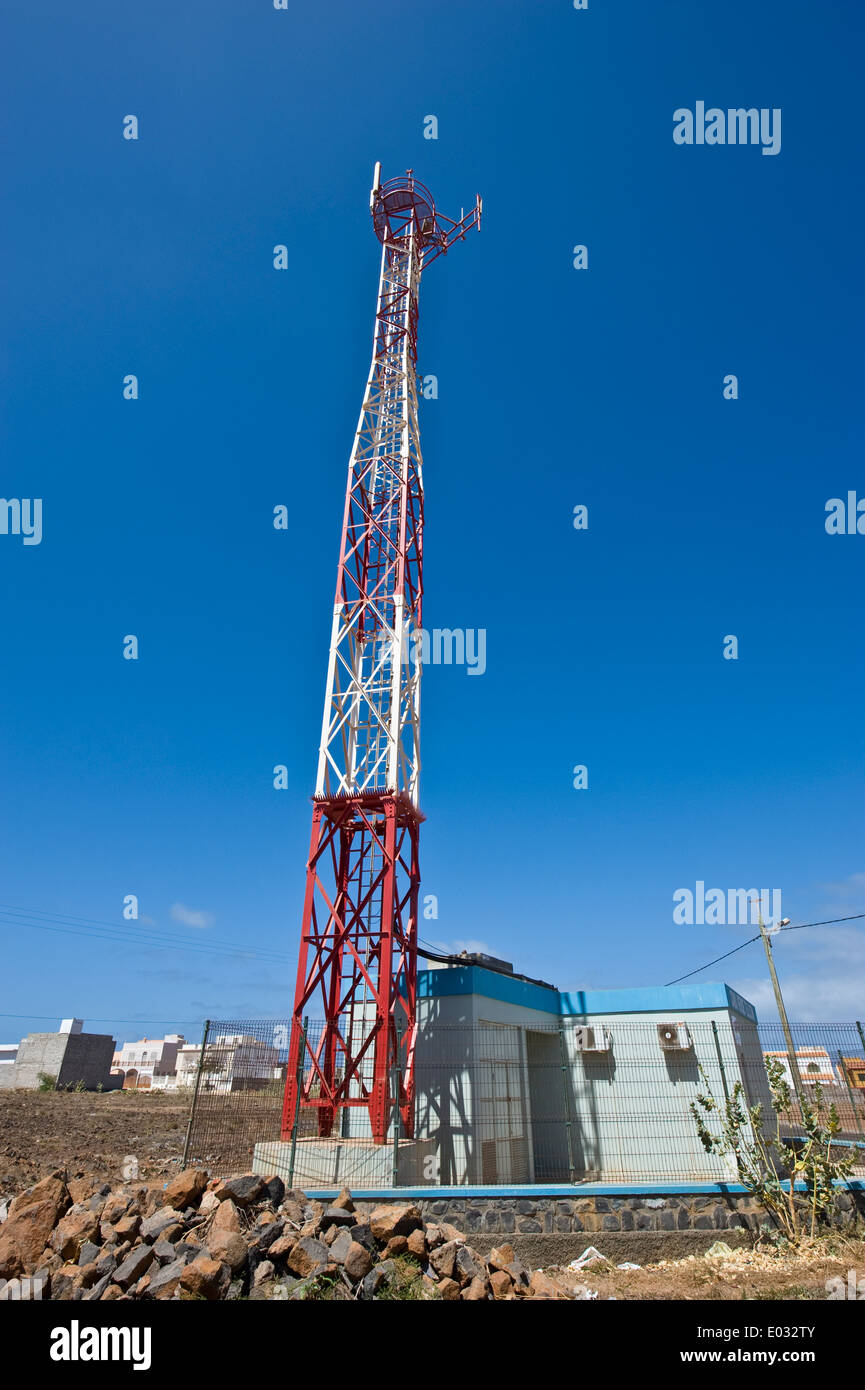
[315,216,424,806]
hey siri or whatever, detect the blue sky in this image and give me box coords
[1,0,863,1043]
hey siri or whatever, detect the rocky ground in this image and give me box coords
[0,1167,584,1300]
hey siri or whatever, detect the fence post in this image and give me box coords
[391,1018,402,1189]
[287,1016,308,1190]
[558,1023,577,1185]
[711,1021,730,1103]
[838,1048,863,1139]
[181,1019,211,1170]
[856,1023,865,1136]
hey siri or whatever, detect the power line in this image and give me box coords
[665,912,865,986]
[780,912,865,932]
[0,912,289,966]
[0,901,293,961]
[665,935,761,985]
[0,1013,201,1026]
[0,902,295,968]
[417,940,469,965]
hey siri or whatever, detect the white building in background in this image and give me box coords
[111,1034,186,1090]
[168,1034,281,1093]
[763,1047,840,1089]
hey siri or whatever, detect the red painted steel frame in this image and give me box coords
[281,793,420,1143]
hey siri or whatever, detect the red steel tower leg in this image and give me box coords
[282,166,480,1145]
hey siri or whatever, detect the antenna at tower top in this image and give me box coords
[369,160,382,210]
[369,163,481,266]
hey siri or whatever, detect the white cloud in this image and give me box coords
[818,870,865,898]
[732,971,865,1023]
[775,924,865,963]
[170,902,214,930]
[811,870,865,919]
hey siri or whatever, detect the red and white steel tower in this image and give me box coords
[281,166,481,1145]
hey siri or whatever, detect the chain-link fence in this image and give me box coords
[182,1016,865,1188]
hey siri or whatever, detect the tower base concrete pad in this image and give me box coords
[253,1136,437,1189]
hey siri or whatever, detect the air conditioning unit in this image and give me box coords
[658,1022,693,1051]
[574,1025,611,1053]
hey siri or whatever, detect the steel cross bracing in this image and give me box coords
[316,231,423,805]
[282,168,480,1145]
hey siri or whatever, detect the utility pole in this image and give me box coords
[754,902,804,1104]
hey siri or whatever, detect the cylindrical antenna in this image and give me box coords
[369,160,382,210]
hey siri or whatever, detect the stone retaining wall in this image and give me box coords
[343,1188,865,1267]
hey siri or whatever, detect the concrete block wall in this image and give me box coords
[0,1031,116,1091]
[0,1034,69,1090]
[56,1032,116,1089]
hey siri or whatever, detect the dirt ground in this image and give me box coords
[555,1237,865,1300]
[0,1090,187,1199]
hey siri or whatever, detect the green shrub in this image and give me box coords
[376,1257,439,1301]
[691,1055,855,1244]
[36,1072,57,1092]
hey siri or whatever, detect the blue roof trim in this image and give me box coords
[418,965,558,1014]
[419,968,757,1022]
[560,982,758,1022]
[304,1179,865,1201]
